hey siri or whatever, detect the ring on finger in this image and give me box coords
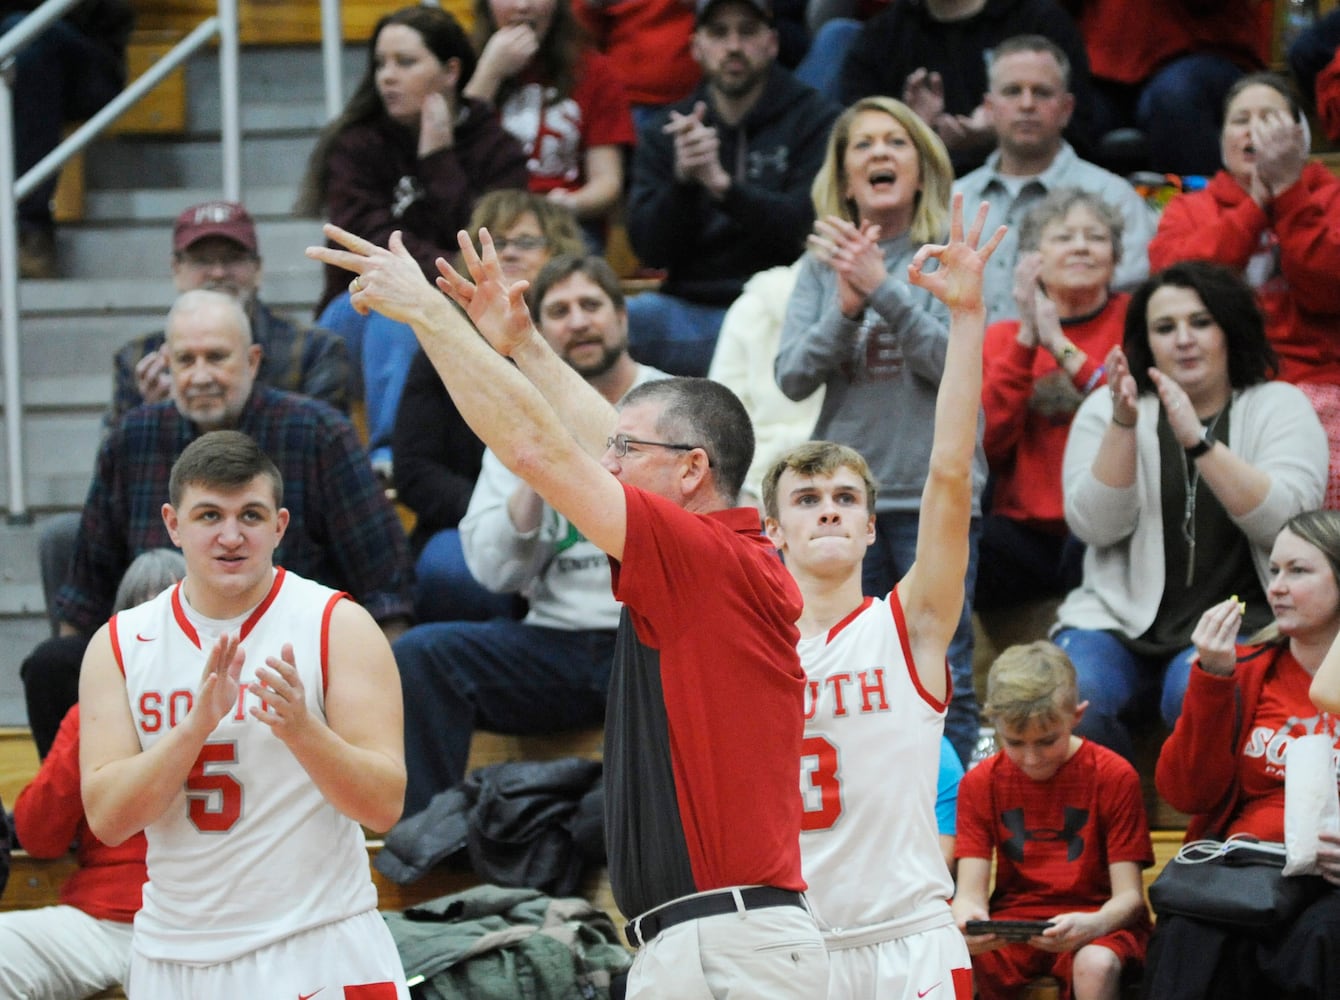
[350,275,363,293]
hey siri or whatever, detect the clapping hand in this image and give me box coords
[193,633,243,730]
[1251,108,1307,202]
[1105,345,1138,426]
[250,643,314,743]
[808,216,885,317]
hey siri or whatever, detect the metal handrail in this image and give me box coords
[0,0,242,521]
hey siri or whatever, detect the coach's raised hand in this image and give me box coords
[306,225,442,327]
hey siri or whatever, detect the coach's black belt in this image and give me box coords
[624,886,805,947]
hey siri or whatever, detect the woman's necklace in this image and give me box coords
[1181,407,1227,588]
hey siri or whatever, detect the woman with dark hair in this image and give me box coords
[1142,510,1340,999]
[1149,71,1340,507]
[1051,260,1329,762]
[463,0,635,244]
[297,4,529,469]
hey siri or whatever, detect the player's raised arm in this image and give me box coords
[307,226,630,560]
[899,196,1005,699]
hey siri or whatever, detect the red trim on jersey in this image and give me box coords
[889,586,950,712]
[170,582,199,649]
[318,590,349,694]
[238,567,286,641]
[109,614,126,677]
[825,596,874,643]
[343,984,398,999]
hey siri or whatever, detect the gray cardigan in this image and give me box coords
[775,237,987,514]
[1056,381,1329,636]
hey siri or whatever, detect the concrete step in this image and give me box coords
[50,215,325,282]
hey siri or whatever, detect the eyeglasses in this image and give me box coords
[177,250,258,270]
[492,236,548,253]
[605,434,703,459]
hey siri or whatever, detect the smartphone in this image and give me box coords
[963,919,1054,941]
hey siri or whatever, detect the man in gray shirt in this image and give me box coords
[954,35,1155,324]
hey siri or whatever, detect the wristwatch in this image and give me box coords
[1054,342,1079,365]
[1185,427,1215,459]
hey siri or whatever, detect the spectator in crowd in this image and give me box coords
[0,549,182,1000]
[298,3,528,470]
[36,199,352,640]
[837,0,1095,175]
[3,0,132,278]
[977,189,1128,616]
[394,190,585,623]
[706,261,824,512]
[110,201,351,428]
[1144,510,1340,999]
[1289,8,1340,143]
[395,255,667,815]
[79,431,408,997]
[952,35,1153,325]
[1149,72,1340,509]
[775,96,983,763]
[313,217,832,999]
[572,0,700,128]
[764,197,1002,997]
[21,289,413,760]
[625,0,840,377]
[463,0,635,247]
[1064,0,1271,177]
[1053,261,1328,763]
[953,640,1153,1000]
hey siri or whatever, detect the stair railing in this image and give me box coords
[0,0,241,522]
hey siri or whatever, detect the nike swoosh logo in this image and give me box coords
[917,985,941,998]
[298,991,324,1000]
[135,633,156,642]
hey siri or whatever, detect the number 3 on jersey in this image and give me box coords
[800,734,841,830]
[186,740,243,832]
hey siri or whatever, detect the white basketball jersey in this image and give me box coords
[111,568,377,963]
[798,592,953,932]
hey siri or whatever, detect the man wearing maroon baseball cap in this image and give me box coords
[105,199,348,428]
[34,199,354,665]
[171,200,259,255]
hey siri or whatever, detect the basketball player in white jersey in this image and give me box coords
[762,195,1003,1000]
[78,430,409,999]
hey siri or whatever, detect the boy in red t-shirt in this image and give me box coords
[952,641,1153,1000]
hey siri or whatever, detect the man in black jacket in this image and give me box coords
[625,0,839,378]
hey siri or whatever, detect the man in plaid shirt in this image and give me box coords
[23,289,412,758]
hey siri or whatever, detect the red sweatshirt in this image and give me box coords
[982,293,1128,529]
[13,706,146,922]
[1148,163,1340,388]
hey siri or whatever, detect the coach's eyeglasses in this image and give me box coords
[492,235,549,253]
[605,434,709,464]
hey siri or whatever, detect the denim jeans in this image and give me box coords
[318,291,417,466]
[1091,53,1245,177]
[625,292,727,377]
[1051,627,1200,764]
[2,12,123,227]
[862,511,982,765]
[412,527,520,624]
[793,19,861,104]
[395,620,616,814]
